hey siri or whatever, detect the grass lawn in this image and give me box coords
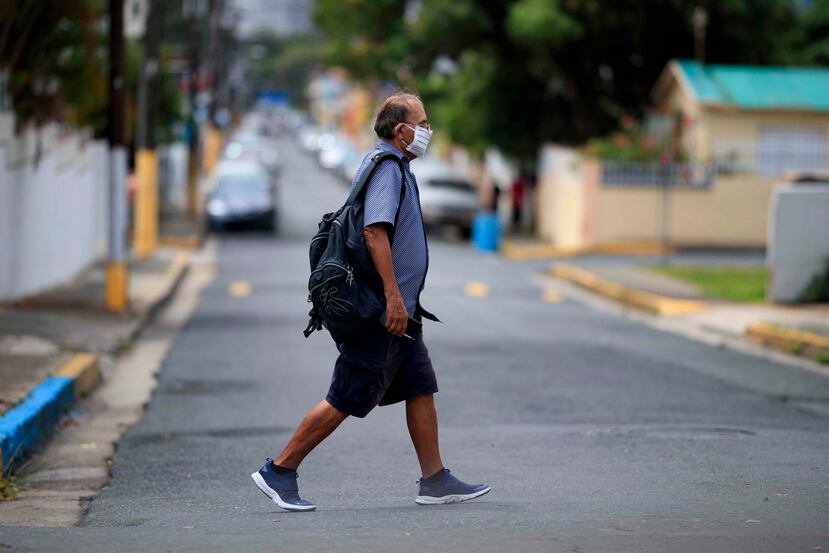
[648,265,767,303]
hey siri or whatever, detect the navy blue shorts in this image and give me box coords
[325,322,438,418]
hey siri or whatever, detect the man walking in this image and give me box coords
[251,92,490,512]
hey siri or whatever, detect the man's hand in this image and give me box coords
[385,290,408,337]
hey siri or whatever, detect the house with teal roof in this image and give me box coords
[534,61,829,252]
[652,59,829,176]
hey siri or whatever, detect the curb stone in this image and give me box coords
[0,252,191,471]
[746,322,829,362]
[0,354,99,471]
[501,240,674,261]
[550,262,705,316]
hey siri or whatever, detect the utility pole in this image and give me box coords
[692,7,708,64]
[134,0,162,257]
[202,0,223,177]
[184,0,205,218]
[106,0,128,312]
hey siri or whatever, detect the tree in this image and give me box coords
[785,0,829,66]
[313,0,800,161]
[0,0,107,133]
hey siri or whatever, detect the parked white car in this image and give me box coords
[412,161,479,237]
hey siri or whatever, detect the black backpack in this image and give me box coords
[303,149,405,343]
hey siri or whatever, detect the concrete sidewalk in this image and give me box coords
[0,249,190,470]
[158,210,205,250]
[548,254,829,367]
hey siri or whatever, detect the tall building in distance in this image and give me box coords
[234,0,314,37]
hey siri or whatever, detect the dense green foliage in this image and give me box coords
[799,258,829,303]
[0,1,107,131]
[313,0,827,161]
[1,0,184,142]
[3,0,828,156]
[246,32,322,108]
[785,0,829,65]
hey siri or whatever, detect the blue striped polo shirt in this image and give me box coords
[350,140,429,317]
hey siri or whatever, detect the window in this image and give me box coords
[757,128,827,177]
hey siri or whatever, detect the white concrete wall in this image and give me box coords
[768,184,829,303]
[0,114,109,300]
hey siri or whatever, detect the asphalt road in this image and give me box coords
[4,137,829,552]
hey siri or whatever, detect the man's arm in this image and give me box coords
[363,223,407,336]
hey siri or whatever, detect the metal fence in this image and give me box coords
[601,161,715,188]
[713,135,828,177]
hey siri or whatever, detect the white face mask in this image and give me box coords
[402,124,432,158]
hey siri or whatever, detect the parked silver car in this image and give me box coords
[413,163,479,237]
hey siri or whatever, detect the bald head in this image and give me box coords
[373,92,424,140]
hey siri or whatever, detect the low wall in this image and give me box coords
[0,115,109,300]
[537,144,774,249]
[594,174,774,247]
[537,145,588,248]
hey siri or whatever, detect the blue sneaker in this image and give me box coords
[415,468,490,505]
[251,459,316,512]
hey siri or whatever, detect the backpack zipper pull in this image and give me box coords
[346,264,355,287]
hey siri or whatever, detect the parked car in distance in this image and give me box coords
[413,163,479,237]
[319,138,357,173]
[223,132,281,178]
[205,160,277,233]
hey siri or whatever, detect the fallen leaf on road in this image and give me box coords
[272,518,280,523]
[744,519,761,524]
[775,492,789,497]
[813,546,822,551]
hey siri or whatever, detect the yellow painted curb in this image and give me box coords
[158,233,203,250]
[500,240,674,261]
[549,263,704,316]
[746,322,829,354]
[54,353,101,397]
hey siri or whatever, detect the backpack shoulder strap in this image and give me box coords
[344,150,404,208]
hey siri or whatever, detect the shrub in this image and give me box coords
[799,258,829,303]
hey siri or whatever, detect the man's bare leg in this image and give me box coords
[274,399,348,469]
[406,394,444,477]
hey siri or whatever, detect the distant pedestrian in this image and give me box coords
[251,92,490,511]
[511,172,527,228]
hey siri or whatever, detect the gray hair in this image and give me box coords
[373,92,422,140]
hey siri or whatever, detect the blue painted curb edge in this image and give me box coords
[0,376,75,472]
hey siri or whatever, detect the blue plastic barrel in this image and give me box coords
[472,212,501,252]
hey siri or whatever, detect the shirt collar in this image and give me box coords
[376,140,409,164]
